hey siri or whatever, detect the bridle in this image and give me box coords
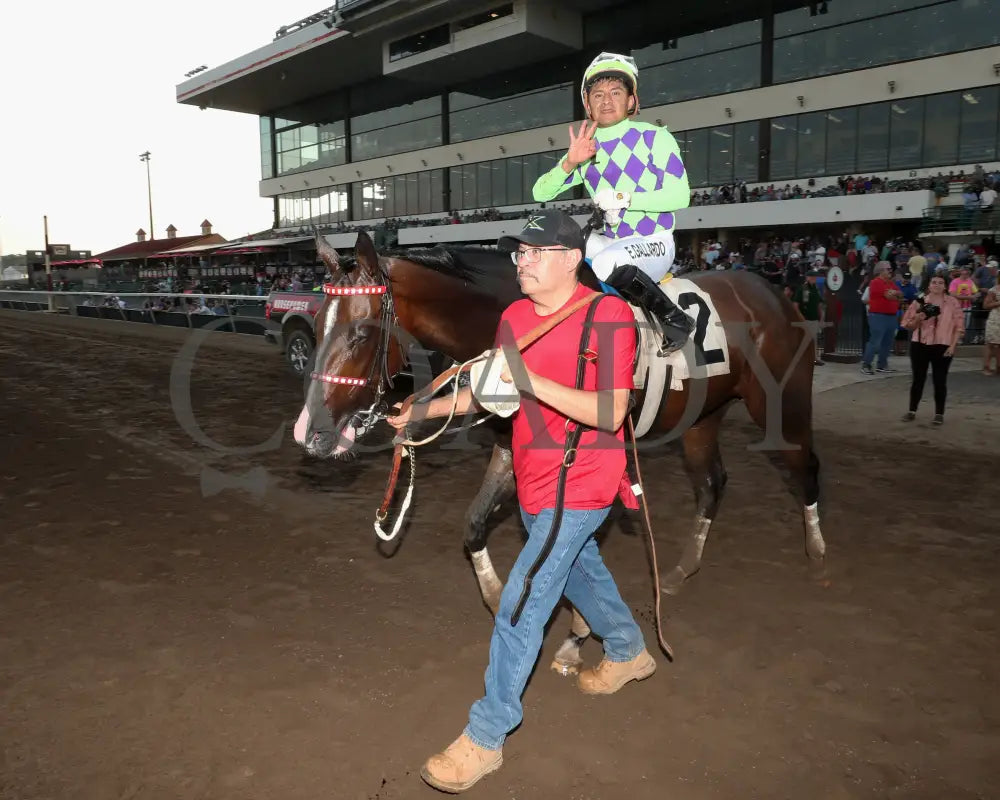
[309,272,407,443]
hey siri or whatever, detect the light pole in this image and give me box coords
[139,151,154,239]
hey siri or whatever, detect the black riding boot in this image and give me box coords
[607,264,694,355]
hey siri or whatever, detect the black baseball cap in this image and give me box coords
[497,209,586,253]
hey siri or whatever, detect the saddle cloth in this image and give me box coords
[628,277,731,437]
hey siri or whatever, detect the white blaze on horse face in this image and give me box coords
[294,298,341,448]
[293,405,311,446]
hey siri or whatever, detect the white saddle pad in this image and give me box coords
[629,277,731,437]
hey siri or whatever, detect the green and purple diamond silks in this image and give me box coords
[532,118,690,239]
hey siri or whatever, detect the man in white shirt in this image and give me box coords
[980,186,997,210]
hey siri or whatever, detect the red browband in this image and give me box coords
[309,373,369,386]
[323,284,387,296]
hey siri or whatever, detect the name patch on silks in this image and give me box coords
[623,240,668,260]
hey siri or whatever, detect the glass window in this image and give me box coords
[958,85,999,162]
[490,159,508,207]
[684,129,708,188]
[450,84,573,143]
[260,117,273,180]
[641,46,760,105]
[775,0,940,36]
[633,21,760,65]
[774,0,1000,83]
[769,116,797,181]
[733,122,759,183]
[477,162,492,208]
[388,24,449,62]
[430,169,445,214]
[923,92,961,166]
[351,115,442,161]
[352,96,441,135]
[889,97,924,170]
[449,168,462,212]
[318,122,347,168]
[824,107,858,175]
[352,184,363,220]
[418,172,432,215]
[857,103,890,171]
[392,175,410,217]
[507,158,523,206]
[405,173,419,216]
[708,126,734,186]
[522,154,540,203]
[796,111,827,177]
[462,165,476,210]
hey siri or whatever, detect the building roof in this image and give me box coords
[94,233,226,262]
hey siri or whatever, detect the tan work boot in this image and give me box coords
[420,734,502,793]
[578,649,656,695]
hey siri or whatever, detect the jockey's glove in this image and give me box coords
[593,188,631,227]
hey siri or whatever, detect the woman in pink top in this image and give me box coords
[901,274,965,424]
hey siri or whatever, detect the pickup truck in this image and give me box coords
[264,289,325,376]
[264,289,441,379]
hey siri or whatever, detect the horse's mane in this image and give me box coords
[381,245,522,306]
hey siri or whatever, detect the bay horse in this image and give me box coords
[293,231,826,673]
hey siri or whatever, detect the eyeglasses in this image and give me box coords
[510,247,569,265]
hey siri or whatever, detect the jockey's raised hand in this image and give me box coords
[563,121,598,172]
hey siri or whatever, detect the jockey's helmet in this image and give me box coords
[581,52,640,116]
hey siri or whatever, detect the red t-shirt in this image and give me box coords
[867,277,900,314]
[495,283,636,514]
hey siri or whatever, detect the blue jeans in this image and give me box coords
[465,506,646,750]
[863,312,897,368]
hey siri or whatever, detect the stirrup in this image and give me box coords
[657,330,689,356]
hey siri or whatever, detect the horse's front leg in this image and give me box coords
[464,443,515,615]
[550,608,591,677]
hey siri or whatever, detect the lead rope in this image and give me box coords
[628,415,674,661]
[373,292,599,542]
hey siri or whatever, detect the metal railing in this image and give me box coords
[0,291,273,336]
[920,206,1000,235]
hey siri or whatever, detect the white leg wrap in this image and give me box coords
[692,515,712,564]
[804,502,826,558]
[471,548,504,602]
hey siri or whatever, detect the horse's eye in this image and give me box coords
[348,326,371,346]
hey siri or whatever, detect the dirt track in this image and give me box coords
[1,310,998,800]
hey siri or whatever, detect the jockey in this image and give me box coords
[533,52,694,354]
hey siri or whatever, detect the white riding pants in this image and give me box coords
[586,229,677,283]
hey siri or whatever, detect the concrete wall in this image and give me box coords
[397,190,934,245]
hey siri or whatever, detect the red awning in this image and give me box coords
[50,258,103,267]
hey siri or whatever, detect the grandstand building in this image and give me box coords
[176,0,1000,248]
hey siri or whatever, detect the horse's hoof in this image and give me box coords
[807,556,828,583]
[550,658,581,677]
[660,567,688,596]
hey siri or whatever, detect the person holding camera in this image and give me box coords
[900,274,965,425]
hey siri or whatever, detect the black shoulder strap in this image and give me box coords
[510,294,606,626]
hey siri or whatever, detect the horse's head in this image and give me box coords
[293,231,406,460]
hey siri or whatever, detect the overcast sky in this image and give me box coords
[0,1,323,256]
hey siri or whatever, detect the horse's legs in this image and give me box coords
[464,443,515,615]
[662,404,729,596]
[743,376,826,564]
[550,608,591,676]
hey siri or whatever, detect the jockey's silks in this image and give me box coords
[533,118,690,239]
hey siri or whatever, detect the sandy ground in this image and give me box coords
[1,310,998,800]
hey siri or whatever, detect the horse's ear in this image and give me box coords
[316,233,340,272]
[354,231,380,280]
